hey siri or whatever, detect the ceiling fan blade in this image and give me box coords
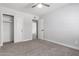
[32,3,39,8]
[42,3,50,7]
[25,3,34,8]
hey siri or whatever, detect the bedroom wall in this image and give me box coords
[0,7,34,46]
[42,4,79,49]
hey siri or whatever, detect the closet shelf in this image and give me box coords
[3,21,13,23]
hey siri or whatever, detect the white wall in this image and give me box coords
[42,4,79,49]
[0,7,34,46]
[23,15,33,41]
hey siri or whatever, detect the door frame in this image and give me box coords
[2,14,14,44]
[0,13,15,46]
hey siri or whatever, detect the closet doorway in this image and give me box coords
[32,20,38,40]
[3,14,14,44]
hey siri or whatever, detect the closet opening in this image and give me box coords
[32,20,38,40]
[3,14,14,44]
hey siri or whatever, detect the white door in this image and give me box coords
[3,14,14,43]
[38,19,44,40]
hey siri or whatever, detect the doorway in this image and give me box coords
[32,20,38,40]
[3,14,14,44]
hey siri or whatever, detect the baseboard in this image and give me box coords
[0,39,32,47]
[14,39,32,43]
[45,39,79,50]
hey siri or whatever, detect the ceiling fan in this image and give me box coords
[32,3,50,8]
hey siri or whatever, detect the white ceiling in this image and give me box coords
[0,3,69,16]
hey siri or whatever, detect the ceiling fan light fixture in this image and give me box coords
[37,3,43,8]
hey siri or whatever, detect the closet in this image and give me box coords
[3,14,14,43]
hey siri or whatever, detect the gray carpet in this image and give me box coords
[0,39,79,56]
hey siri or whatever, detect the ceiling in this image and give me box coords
[0,3,69,16]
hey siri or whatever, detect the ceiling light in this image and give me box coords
[37,4,43,8]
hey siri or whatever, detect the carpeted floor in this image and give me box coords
[0,39,79,56]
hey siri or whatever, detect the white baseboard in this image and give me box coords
[14,39,32,43]
[0,39,31,47]
[45,39,79,50]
